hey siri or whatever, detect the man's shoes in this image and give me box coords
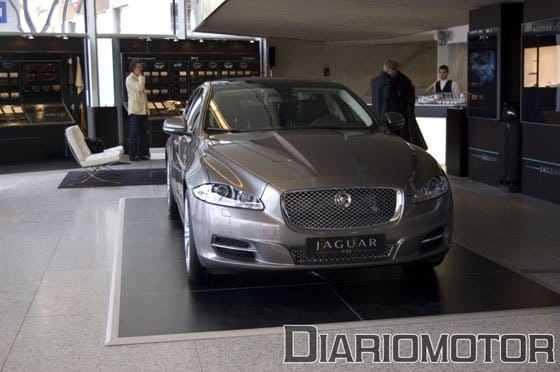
[140,156,151,161]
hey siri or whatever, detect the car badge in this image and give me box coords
[334,191,352,208]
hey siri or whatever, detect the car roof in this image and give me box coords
[206,77,343,87]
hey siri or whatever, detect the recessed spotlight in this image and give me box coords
[146,37,152,42]
[250,40,255,43]
[173,37,179,42]
[27,35,34,40]
[199,39,204,43]
[62,35,69,40]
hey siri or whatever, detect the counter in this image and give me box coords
[415,104,466,166]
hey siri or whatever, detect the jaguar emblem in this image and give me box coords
[334,191,352,208]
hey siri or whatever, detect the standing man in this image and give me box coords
[126,60,150,161]
[370,60,399,120]
[435,65,460,95]
[394,70,428,149]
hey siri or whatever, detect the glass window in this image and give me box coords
[97,38,114,106]
[522,19,560,125]
[186,90,203,132]
[0,0,86,34]
[205,82,376,132]
[96,0,175,36]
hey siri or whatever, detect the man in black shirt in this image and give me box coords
[370,60,399,120]
[394,70,428,149]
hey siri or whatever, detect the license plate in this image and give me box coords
[306,235,386,256]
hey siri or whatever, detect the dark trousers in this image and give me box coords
[129,114,148,160]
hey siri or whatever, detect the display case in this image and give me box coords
[467,27,500,119]
[522,18,560,125]
[0,60,74,127]
[120,51,260,147]
[122,53,260,112]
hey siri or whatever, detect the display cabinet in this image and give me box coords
[522,18,560,125]
[122,53,260,113]
[120,48,260,147]
[0,60,74,128]
[0,36,84,163]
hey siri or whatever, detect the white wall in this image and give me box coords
[190,0,226,32]
[268,38,437,102]
[436,24,468,92]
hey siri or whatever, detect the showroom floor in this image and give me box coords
[1,158,559,371]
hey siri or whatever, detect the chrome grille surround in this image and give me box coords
[281,187,403,230]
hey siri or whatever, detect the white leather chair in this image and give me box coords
[65,125,124,183]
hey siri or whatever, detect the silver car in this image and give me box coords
[164,79,453,282]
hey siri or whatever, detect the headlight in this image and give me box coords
[413,175,449,203]
[192,184,264,210]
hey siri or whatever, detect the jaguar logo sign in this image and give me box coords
[334,191,352,208]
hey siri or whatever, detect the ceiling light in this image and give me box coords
[27,34,34,40]
[250,40,255,43]
[199,39,204,43]
[62,35,69,40]
[173,37,179,42]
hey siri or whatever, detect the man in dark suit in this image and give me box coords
[370,60,399,120]
[394,70,428,149]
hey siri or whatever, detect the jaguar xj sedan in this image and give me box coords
[164,78,453,282]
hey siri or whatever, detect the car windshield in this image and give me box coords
[205,82,378,132]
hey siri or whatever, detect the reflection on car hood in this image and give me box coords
[204,129,415,189]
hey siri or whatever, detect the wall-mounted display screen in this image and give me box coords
[468,28,499,119]
[522,18,560,125]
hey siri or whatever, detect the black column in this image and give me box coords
[467,4,523,186]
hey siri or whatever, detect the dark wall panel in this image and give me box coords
[521,124,560,203]
[524,0,560,22]
[94,107,119,148]
[521,0,560,203]
[468,117,500,185]
[468,4,523,187]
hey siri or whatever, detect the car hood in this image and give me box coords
[203,129,417,191]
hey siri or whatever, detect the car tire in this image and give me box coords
[167,161,179,219]
[183,191,207,283]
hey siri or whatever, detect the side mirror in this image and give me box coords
[384,112,405,131]
[163,117,188,135]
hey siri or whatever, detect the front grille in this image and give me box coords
[290,243,395,265]
[282,187,398,230]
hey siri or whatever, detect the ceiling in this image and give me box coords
[195,0,521,42]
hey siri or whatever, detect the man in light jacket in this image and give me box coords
[126,60,150,161]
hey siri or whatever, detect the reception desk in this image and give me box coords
[367,103,467,169]
[415,104,449,165]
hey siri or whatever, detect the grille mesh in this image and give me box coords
[290,243,394,265]
[212,236,250,248]
[213,247,255,261]
[282,188,397,230]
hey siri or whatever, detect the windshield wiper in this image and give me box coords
[205,127,242,133]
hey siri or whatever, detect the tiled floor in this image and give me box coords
[114,197,560,340]
[0,159,559,371]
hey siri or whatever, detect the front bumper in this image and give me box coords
[188,189,453,271]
